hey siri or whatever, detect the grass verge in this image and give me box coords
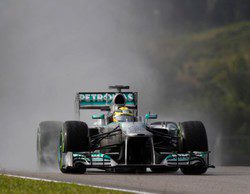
[0,174,131,194]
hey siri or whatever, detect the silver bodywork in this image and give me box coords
[98,121,155,165]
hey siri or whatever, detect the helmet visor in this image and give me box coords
[113,115,134,122]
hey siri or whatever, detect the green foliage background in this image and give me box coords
[146,20,250,136]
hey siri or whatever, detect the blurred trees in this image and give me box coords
[147,22,250,135]
[177,22,250,134]
[165,0,250,29]
[207,0,250,25]
[142,0,250,164]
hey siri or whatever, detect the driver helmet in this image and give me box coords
[113,107,134,122]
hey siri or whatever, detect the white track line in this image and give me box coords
[3,173,155,194]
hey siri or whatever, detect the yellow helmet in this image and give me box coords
[113,107,134,122]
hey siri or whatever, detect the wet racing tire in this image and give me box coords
[180,121,208,175]
[37,121,63,168]
[58,121,89,173]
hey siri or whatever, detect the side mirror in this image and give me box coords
[92,114,105,119]
[145,113,157,120]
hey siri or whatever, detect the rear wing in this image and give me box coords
[75,92,138,118]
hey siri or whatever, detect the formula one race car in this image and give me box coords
[36,85,214,174]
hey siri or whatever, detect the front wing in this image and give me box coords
[60,151,214,170]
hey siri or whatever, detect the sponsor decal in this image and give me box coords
[79,93,135,106]
[166,153,206,162]
[73,153,111,163]
[79,93,134,102]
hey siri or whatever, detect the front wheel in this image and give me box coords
[58,121,89,174]
[180,121,208,175]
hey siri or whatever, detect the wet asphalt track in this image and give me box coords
[1,167,250,194]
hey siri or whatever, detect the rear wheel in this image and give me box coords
[37,121,62,168]
[180,121,208,175]
[58,121,89,174]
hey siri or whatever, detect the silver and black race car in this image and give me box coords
[37,85,214,174]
